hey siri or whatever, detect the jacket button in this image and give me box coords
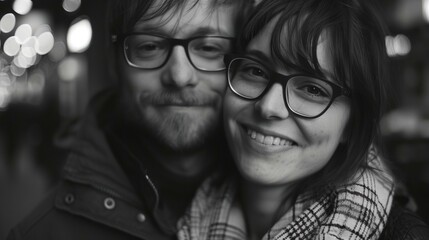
[64,193,75,205]
[104,197,116,210]
[136,213,146,223]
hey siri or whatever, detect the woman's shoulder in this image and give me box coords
[315,150,396,239]
[177,175,238,240]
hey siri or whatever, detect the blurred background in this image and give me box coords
[0,0,429,238]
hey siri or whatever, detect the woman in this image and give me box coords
[178,0,394,239]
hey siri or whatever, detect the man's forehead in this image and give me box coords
[132,0,236,37]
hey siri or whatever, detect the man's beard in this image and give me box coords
[119,89,222,152]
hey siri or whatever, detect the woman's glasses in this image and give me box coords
[224,55,350,118]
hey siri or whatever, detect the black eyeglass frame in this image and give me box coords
[224,54,351,119]
[114,32,235,72]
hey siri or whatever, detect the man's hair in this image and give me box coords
[239,0,390,192]
[107,0,252,37]
[104,0,253,85]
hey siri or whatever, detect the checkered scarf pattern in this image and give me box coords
[177,150,394,240]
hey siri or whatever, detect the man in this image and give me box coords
[7,0,251,239]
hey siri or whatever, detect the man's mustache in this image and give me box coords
[139,90,219,107]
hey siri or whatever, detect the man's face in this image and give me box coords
[118,0,236,151]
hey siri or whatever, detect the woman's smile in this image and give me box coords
[245,126,297,146]
[239,123,299,155]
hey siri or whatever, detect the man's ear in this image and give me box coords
[106,38,121,84]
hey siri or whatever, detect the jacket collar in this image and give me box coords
[57,90,175,239]
[61,91,141,205]
[58,90,232,238]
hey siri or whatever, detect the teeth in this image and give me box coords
[256,133,264,142]
[263,136,273,145]
[246,128,295,146]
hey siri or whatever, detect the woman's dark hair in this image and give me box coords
[239,0,390,191]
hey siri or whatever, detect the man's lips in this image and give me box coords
[155,102,209,107]
[139,91,218,107]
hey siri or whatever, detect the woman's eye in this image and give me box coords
[243,66,267,78]
[305,86,324,95]
[251,67,265,76]
[300,84,330,98]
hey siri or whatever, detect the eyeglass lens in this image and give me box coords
[124,34,233,71]
[228,58,335,117]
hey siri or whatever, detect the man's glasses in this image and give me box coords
[117,33,234,72]
[224,55,350,119]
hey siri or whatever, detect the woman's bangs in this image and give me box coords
[271,14,325,76]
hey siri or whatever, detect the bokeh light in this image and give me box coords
[58,56,80,81]
[33,24,52,37]
[15,24,32,44]
[386,34,412,57]
[10,63,26,77]
[424,0,429,22]
[35,32,54,55]
[13,0,33,15]
[21,37,37,58]
[67,18,92,53]
[63,0,81,13]
[0,13,16,33]
[14,50,36,68]
[48,41,67,62]
[28,70,45,93]
[0,72,12,87]
[0,86,11,109]
[3,36,21,56]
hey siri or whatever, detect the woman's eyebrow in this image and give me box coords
[246,49,272,63]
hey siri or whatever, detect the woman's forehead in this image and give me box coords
[246,17,334,78]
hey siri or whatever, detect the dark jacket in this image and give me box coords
[7,94,178,240]
[380,201,429,240]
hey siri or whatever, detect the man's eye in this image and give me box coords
[194,44,223,56]
[136,43,159,51]
[199,45,220,52]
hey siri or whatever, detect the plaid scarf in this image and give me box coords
[177,151,394,240]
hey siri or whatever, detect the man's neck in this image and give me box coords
[144,139,218,179]
[102,101,223,228]
[139,136,220,225]
[239,179,296,240]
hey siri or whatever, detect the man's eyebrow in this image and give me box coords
[132,23,168,34]
[190,27,232,37]
[133,23,232,37]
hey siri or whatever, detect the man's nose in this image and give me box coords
[161,46,197,88]
[255,84,290,120]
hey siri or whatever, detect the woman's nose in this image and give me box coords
[254,83,290,120]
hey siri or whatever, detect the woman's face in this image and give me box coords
[223,19,351,186]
